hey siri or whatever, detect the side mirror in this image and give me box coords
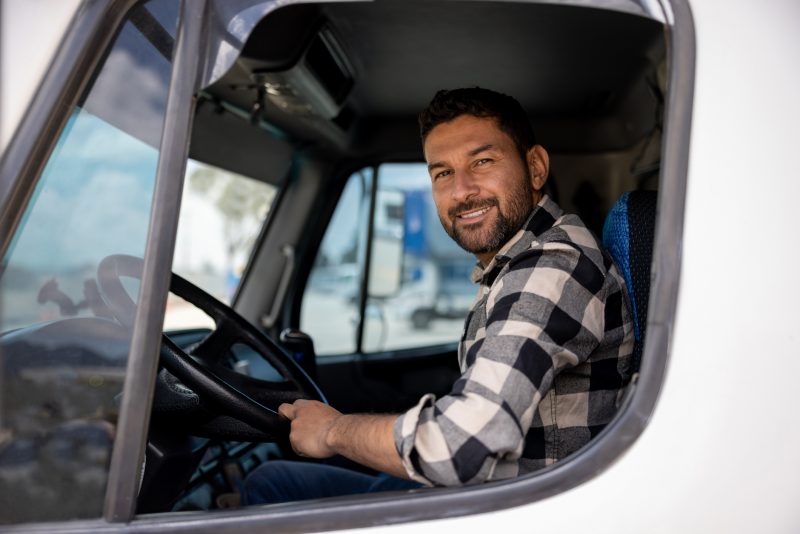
[367,190,405,297]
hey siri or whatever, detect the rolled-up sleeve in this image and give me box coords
[394,242,606,486]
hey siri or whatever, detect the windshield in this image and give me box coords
[165,159,278,330]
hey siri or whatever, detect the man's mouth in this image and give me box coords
[457,206,492,220]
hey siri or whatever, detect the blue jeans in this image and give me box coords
[242,460,423,505]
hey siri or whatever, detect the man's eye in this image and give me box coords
[475,158,492,166]
[435,170,452,179]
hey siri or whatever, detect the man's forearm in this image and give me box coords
[326,413,409,479]
[278,400,410,479]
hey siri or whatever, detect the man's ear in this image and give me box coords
[527,145,550,191]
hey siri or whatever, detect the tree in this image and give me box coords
[187,165,275,273]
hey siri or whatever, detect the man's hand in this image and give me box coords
[278,399,341,458]
[277,399,409,479]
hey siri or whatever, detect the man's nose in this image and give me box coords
[451,169,480,202]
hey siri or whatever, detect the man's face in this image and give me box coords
[423,115,547,265]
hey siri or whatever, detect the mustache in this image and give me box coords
[448,198,498,219]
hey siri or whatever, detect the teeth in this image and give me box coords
[460,207,490,219]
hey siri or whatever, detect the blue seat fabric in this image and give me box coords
[602,190,657,373]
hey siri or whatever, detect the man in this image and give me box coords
[244,87,633,503]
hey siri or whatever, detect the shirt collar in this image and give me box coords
[469,194,563,284]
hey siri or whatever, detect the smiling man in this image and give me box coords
[244,88,634,503]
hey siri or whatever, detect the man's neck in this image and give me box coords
[476,251,495,268]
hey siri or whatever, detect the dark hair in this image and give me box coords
[418,87,537,156]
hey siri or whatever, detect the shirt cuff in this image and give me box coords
[393,393,437,486]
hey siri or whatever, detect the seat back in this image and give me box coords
[602,190,657,373]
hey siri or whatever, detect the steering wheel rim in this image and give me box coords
[96,254,326,438]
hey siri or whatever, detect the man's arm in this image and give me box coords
[395,243,614,486]
[278,399,409,479]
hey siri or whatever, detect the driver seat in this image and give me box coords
[602,190,657,374]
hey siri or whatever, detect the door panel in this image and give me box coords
[315,347,460,414]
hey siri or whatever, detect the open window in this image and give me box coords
[208,0,692,528]
[207,0,689,528]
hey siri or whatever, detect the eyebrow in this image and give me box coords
[427,144,495,173]
[468,143,494,157]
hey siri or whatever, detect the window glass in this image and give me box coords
[0,0,178,523]
[363,163,476,352]
[303,163,475,355]
[164,160,277,330]
[301,169,373,355]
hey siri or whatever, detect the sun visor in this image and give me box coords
[188,101,294,186]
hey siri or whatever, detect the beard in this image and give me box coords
[439,170,535,257]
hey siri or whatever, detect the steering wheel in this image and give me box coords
[96,254,325,441]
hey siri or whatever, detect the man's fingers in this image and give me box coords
[278,402,296,420]
[278,399,315,420]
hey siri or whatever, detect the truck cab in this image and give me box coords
[0,0,798,532]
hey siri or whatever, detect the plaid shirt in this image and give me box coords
[394,195,634,486]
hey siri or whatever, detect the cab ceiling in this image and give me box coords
[202,1,665,156]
